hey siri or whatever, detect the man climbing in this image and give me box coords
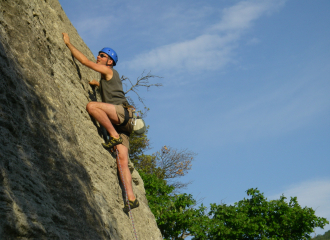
[62,33,139,213]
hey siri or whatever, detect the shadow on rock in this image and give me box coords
[0,36,112,240]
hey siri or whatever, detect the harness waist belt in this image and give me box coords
[118,107,129,127]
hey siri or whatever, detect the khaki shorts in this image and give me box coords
[114,104,132,149]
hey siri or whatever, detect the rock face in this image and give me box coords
[0,0,162,239]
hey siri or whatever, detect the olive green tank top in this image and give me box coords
[99,69,127,105]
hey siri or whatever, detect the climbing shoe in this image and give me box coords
[123,199,139,213]
[102,136,123,150]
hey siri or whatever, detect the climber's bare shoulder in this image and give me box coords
[84,61,113,79]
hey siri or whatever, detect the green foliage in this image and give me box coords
[313,230,330,240]
[130,129,196,187]
[139,170,205,239]
[135,154,165,179]
[191,188,329,240]
[140,172,329,240]
[129,126,151,163]
[129,128,166,179]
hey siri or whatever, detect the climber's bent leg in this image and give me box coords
[86,101,120,139]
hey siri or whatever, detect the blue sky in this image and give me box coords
[59,0,330,235]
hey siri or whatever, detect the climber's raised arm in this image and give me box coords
[62,33,113,79]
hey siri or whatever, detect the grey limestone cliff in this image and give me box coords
[0,0,162,239]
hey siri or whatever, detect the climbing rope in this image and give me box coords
[115,148,139,240]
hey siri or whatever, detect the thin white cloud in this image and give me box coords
[209,0,285,32]
[246,37,261,45]
[124,0,286,72]
[268,179,330,235]
[124,33,237,72]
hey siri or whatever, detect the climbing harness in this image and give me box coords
[118,106,130,127]
[115,148,139,240]
[115,105,146,137]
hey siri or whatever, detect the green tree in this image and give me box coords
[313,230,330,240]
[130,133,196,189]
[191,188,328,240]
[129,128,166,179]
[140,171,329,240]
[139,170,204,239]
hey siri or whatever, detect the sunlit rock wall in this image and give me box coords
[0,0,162,239]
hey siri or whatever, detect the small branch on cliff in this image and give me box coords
[121,71,162,109]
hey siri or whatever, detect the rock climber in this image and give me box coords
[62,33,139,213]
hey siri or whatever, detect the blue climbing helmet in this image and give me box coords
[99,47,118,66]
